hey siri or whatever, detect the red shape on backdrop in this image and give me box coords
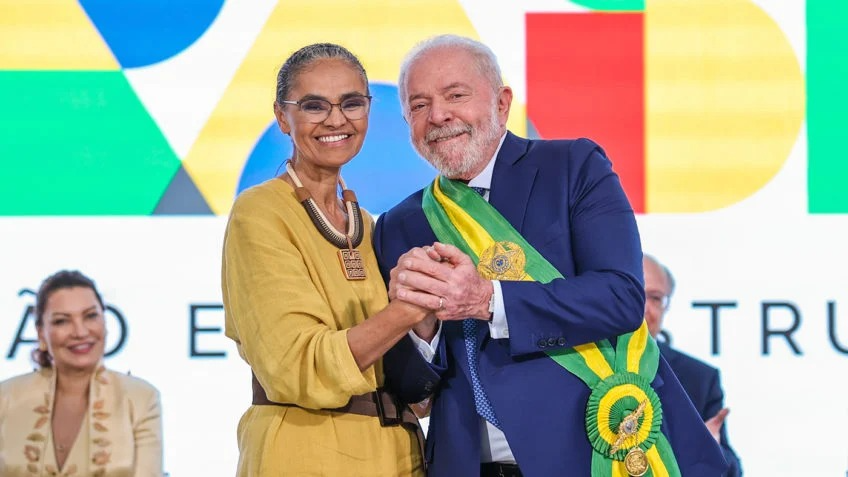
[526,13,644,213]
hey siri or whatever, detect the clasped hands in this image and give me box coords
[389,242,493,337]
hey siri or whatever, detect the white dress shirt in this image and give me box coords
[408,133,515,463]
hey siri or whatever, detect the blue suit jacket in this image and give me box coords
[660,342,742,476]
[374,133,728,477]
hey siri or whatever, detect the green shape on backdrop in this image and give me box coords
[0,71,180,215]
[808,0,848,213]
[568,0,644,11]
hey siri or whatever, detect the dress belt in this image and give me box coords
[251,372,426,467]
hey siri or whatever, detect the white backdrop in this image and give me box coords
[2,0,848,475]
[2,193,848,476]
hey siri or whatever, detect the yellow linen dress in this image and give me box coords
[0,365,163,476]
[222,178,424,477]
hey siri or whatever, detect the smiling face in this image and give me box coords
[38,286,106,373]
[274,57,370,171]
[402,46,512,180]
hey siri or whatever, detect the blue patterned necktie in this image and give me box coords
[463,185,502,429]
[463,319,502,429]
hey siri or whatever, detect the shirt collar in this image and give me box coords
[467,133,507,190]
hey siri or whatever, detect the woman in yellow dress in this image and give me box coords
[0,270,163,476]
[222,43,435,476]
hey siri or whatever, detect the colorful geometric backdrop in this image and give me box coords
[3,0,843,215]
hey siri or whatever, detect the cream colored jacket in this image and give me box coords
[0,365,163,477]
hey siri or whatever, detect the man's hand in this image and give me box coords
[394,242,493,321]
[704,407,729,443]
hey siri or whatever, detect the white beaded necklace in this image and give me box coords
[285,161,366,280]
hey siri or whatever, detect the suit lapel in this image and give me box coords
[478,132,531,349]
[489,132,535,233]
[412,206,439,245]
[658,342,678,365]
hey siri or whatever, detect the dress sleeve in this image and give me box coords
[222,190,377,409]
[132,384,163,477]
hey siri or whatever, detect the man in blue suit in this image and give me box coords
[374,34,728,477]
[643,255,742,476]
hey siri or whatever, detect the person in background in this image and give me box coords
[643,254,743,476]
[374,34,728,477]
[221,43,434,476]
[0,270,163,476]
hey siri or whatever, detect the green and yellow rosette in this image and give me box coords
[549,323,680,477]
[422,177,682,477]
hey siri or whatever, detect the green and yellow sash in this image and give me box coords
[422,177,681,477]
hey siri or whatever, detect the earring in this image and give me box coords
[38,341,47,352]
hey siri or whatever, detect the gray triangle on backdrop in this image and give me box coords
[152,165,214,215]
[526,117,541,140]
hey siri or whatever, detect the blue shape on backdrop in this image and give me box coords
[79,0,224,68]
[238,82,434,215]
[347,82,435,214]
[237,122,292,195]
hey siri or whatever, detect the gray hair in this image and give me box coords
[397,35,503,116]
[643,254,676,296]
[275,43,369,104]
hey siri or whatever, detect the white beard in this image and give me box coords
[413,105,502,178]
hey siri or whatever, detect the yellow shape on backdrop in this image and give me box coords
[645,0,804,212]
[0,0,118,70]
[183,0,524,215]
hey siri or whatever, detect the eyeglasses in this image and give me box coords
[646,292,670,310]
[280,95,372,123]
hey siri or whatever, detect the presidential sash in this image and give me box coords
[422,177,681,477]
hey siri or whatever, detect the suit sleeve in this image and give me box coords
[501,139,645,356]
[131,382,163,477]
[222,191,377,409]
[705,369,743,477]
[373,213,447,404]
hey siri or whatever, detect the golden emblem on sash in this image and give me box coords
[624,447,648,476]
[610,400,647,454]
[477,241,527,280]
[609,400,649,476]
